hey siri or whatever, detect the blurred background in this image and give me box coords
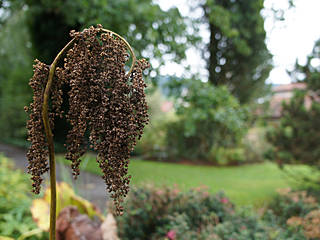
[1,0,320,239]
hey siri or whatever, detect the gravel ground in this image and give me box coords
[0,143,109,211]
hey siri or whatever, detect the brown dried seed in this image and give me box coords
[26,25,149,214]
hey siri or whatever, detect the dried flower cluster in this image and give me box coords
[25,25,149,214]
[25,60,65,194]
[25,60,50,194]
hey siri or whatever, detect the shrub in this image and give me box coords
[208,146,246,165]
[265,188,318,225]
[117,185,233,239]
[266,90,320,167]
[266,40,320,177]
[242,127,271,164]
[165,78,249,162]
[117,185,307,240]
[287,210,320,239]
[134,90,175,159]
[263,188,320,240]
[0,155,46,239]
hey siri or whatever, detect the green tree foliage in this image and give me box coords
[8,0,198,74]
[0,0,198,142]
[0,0,24,25]
[267,40,320,170]
[292,39,320,91]
[0,10,34,141]
[166,78,248,161]
[199,0,272,103]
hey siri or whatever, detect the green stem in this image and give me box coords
[42,37,75,240]
[41,28,136,240]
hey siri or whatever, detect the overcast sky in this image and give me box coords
[155,0,320,84]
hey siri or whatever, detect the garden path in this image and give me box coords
[0,143,109,212]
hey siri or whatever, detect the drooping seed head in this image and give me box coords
[26,25,149,214]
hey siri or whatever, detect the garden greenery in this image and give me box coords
[117,185,311,239]
[0,155,46,239]
[1,155,319,239]
[266,39,320,175]
[166,78,248,161]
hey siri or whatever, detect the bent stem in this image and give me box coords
[41,28,136,240]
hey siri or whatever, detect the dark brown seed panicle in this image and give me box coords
[25,60,64,194]
[25,60,50,194]
[25,25,149,214]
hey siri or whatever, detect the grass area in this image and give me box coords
[57,155,309,207]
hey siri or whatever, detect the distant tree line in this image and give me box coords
[0,0,274,162]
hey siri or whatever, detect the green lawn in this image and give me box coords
[57,155,309,207]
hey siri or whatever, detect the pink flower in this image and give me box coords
[220,197,229,204]
[166,230,176,240]
[156,190,164,195]
[241,225,247,230]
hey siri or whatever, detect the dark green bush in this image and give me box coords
[266,40,320,176]
[166,78,249,162]
[266,90,320,168]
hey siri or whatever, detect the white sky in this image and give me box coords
[155,0,320,84]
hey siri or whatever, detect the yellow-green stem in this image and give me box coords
[41,28,136,240]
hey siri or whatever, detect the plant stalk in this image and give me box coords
[41,28,136,240]
[42,37,75,240]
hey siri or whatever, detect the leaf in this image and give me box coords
[31,182,104,231]
[30,199,50,231]
[70,194,104,220]
[0,236,15,240]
